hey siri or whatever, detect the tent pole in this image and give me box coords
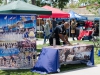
[39,18,41,38]
[69,18,70,37]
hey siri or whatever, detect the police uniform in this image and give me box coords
[49,25,66,45]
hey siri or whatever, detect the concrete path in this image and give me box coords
[36,38,77,45]
[50,65,100,75]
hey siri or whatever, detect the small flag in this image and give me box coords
[13,17,16,19]
[4,16,7,20]
[9,17,13,20]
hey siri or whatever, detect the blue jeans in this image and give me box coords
[44,34,50,44]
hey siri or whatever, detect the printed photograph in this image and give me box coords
[59,46,92,64]
[0,14,37,69]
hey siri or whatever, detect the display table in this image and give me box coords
[78,30,93,40]
[32,44,94,74]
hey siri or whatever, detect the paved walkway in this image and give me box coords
[36,38,77,45]
[50,65,100,75]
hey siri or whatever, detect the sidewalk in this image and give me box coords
[50,65,100,75]
[36,38,76,45]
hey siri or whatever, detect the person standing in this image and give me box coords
[71,19,77,41]
[43,19,51,44]
[52,18,57,32]
[92,23,99,36]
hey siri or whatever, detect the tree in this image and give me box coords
[0,0,3,5]
[68,3,79,8]
[52,0,70,10]
[2,0,69,10]
[35,0,50,7]
[9,0,27,3]
[31,0,35,5]
[41,0,69,10]
[78,0,100,15]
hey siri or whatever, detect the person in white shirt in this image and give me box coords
[43,19,51,44]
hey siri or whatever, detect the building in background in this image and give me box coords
[63,4,100,21]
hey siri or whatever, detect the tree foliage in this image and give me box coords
[35,0,69,10]
[67,2,79,8]
[31,0,35,5]
[57,0,69,10]
[0,0,69,10]
[78,0,100,15]
[35,0,50,7]
[0,0,2,4]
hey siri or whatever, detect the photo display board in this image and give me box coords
[0,14,37,69]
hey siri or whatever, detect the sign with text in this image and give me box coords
[0,14,37,69]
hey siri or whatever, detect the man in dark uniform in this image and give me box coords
[49,22,71,45]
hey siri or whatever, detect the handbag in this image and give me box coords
[71,30,75,33]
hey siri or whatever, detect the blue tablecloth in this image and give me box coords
[32,47,59,74]
[32,45,94,74]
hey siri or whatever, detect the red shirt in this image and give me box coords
[85,21,93,28]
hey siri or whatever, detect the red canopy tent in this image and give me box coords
[39,5,70,18]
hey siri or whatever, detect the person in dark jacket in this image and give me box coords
[49,22,71,45]
[92,23,99,36]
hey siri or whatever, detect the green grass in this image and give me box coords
[0,69,41,75]
[60,64,87,71]
[0,40,100,75]
[71,40,94,44]
[94,54,100,64]
[37,44,49,49]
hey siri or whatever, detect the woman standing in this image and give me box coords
[43,19,51,44]
[71,19,77,41]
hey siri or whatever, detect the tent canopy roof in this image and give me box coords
[39,5,70,18]
[0,1,52,15]
[69,10,88,20]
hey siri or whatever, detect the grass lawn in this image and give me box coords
[0,40,100,75]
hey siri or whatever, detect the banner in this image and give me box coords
[0,14,37,69]
[59,45,93,64]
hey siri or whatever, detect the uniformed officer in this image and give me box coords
[49,22,71,45]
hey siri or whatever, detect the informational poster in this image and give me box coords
[0,14,37,69]
[59,45,92,65]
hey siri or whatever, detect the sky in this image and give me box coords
[0,14,20,26]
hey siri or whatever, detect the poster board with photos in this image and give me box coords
[58,45,93,65]
[0,14,37,69]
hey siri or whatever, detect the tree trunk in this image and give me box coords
[5,0,7,4]
[31,0,35,5]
